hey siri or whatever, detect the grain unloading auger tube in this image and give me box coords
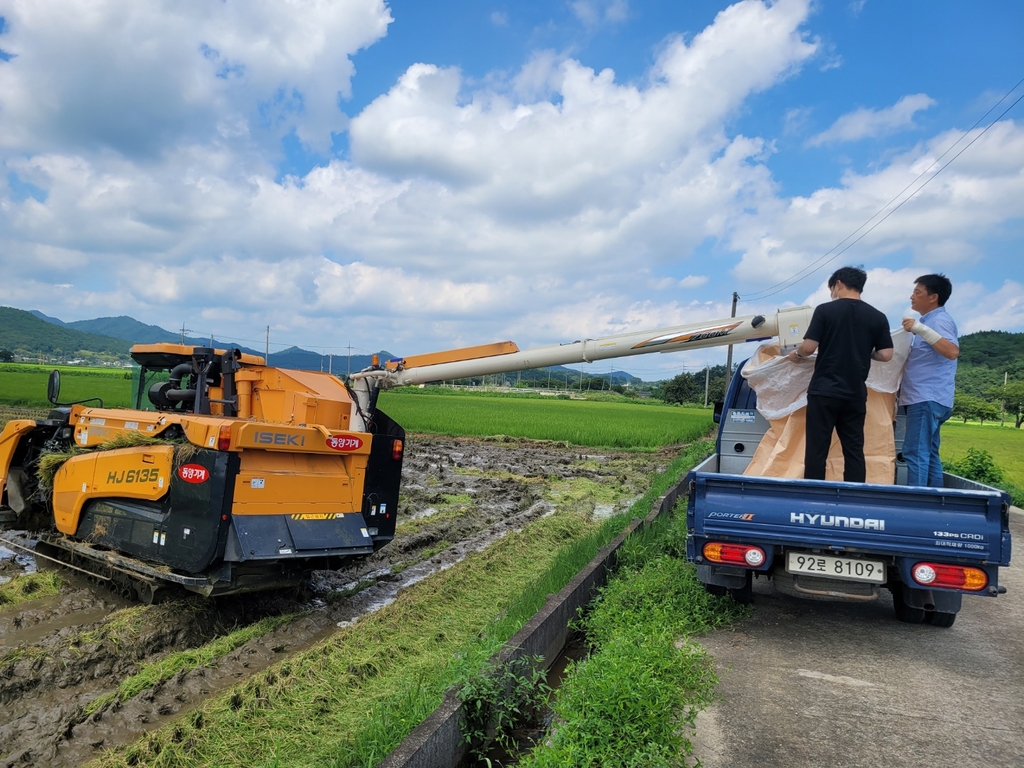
[347,306,814,423]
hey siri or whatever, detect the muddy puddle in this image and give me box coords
[0,435,666,767]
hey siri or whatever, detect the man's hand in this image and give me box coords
[787,349,811,363]
[788,339,817,362]
[903,318,942,345]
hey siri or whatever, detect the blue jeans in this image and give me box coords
[903,401,952,487]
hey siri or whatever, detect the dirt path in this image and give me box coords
[0,435,666,767]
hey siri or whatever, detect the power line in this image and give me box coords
[742,76,1024,302]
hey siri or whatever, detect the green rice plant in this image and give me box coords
[0,646,47,672]
[0,363,130,378]
[76,602,192,652]
[83,613,295,718]
[392,494,475,537]
[0,571,62,610]
[378,392,712,449]
[0,367,132,408]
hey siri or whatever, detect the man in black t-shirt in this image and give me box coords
[787,266,894,482]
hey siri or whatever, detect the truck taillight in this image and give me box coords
[703,542,765,567]
[392,439,403,461]
[218,424,232,451]
[911,562,988,591]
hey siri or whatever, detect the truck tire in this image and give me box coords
[891,583,925,624]
[925,610,957,628]
[703,583,728,597]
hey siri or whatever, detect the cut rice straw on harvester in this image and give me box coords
[36,432,200,489]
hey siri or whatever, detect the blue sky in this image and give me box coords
[1,0,1022,380]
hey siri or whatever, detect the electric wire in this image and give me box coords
[742,76,1024,302]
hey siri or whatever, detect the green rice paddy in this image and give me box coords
[379,391,712,448]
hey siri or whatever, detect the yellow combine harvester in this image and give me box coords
[0,344,405,600]
[0,307,812,600]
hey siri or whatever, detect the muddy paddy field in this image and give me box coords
[0,435,670,767]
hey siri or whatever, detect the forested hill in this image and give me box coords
[1,306,130,360]
[956,331,1024,397]
[958,331,1024,372]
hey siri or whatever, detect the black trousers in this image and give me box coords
[804,394,867,483]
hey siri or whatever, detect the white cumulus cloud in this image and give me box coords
[807,93,937,146]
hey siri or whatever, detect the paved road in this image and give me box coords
[692,508,1023,768]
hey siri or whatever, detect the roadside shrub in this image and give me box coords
[946,447,1004,485]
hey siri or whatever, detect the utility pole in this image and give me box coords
[265,326,269,362]
[1001,371,1008,427]
[179,323,192,344]
[347,343,352,377]
[704,365,710,407]
[329,353,333,375]
[724,291,738,396]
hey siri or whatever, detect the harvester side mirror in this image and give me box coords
[47,370,61,405]
[46,368,103,409]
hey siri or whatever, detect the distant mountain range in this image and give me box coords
[2,306,642,383]
[2,307,390,373]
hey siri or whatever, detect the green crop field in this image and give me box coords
[0,364,132,408]
[939,421,1024,480]
[378,391,713,448]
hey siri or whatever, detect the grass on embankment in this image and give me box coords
[91,441,714,768]
[518,504,748,768]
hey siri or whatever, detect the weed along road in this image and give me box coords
[692,507,1024,768]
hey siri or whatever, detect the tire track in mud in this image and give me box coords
[0,436,665,767]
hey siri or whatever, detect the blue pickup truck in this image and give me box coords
[686,368,1012,628]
